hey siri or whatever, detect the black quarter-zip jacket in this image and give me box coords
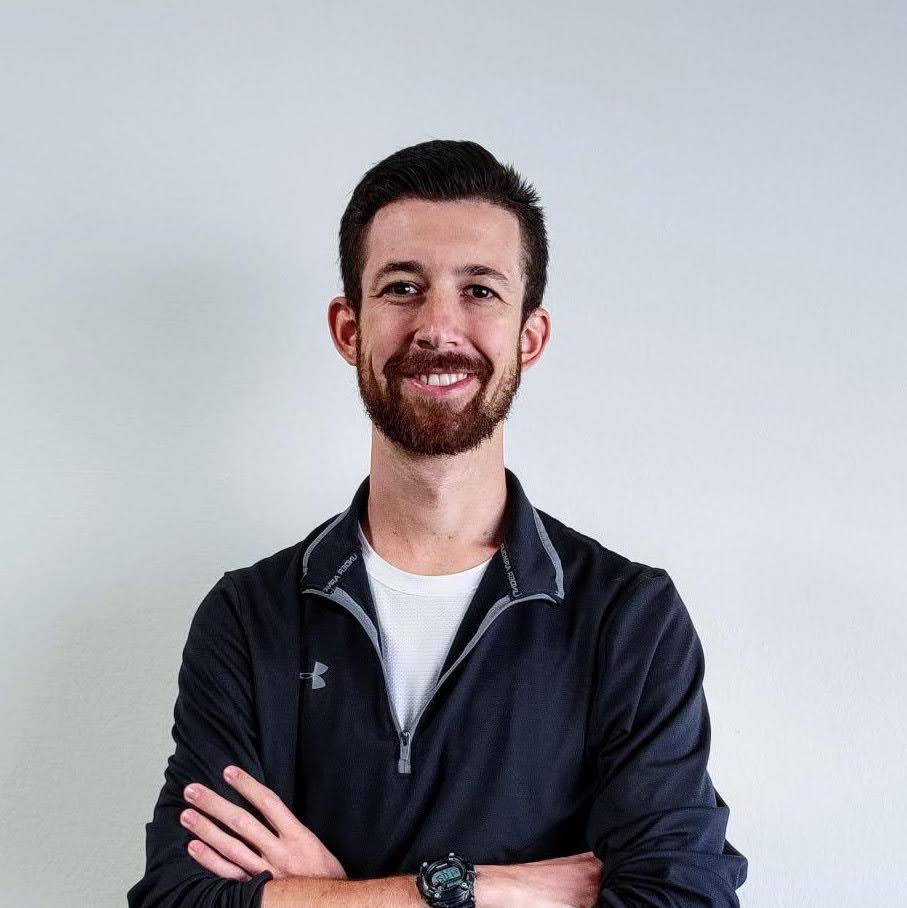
[128,468,749,907]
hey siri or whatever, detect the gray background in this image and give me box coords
[2,2,904,906]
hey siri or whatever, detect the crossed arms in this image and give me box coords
[175,762,602,908]
[127,571,747,907]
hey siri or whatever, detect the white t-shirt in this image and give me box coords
[357,521,494,732]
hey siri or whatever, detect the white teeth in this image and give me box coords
[417,373,469,387]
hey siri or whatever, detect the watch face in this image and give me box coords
[418,853,475,905]
[431,864,464,889]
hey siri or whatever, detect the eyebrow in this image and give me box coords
[368,260,513,292]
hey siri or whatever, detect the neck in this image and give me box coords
[362,425,507,575]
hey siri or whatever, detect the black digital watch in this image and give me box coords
[416,852,476,907]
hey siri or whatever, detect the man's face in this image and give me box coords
[353,198,528,457]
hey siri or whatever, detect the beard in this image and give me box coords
[355,332,523,457]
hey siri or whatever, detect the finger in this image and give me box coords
[181,808,271,877]
[183,782,276,854]
[222,765,300,838]
[186,838,253,881]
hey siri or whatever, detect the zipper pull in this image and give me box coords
[398,729,412,775]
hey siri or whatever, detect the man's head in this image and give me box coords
[328,139,551,457]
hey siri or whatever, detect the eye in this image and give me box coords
[382,281,419,297]
[466,284,497,300]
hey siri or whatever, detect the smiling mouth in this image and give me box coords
[403,373,477,395]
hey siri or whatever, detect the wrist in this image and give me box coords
[474,864,517,908]
[416,852,476,907]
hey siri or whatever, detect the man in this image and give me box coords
[128,139,748,907]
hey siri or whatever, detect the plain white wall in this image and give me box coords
[2,2,904,905]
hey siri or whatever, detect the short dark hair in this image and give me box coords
[338,139,548,326]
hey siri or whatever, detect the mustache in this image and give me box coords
[388,358,486,378]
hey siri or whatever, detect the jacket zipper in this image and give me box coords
[301,587,557,774]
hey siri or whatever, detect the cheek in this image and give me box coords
[489,337,522,371]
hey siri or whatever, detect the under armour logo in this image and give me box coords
[299,661,329,689]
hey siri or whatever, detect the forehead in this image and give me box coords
[363,198,522,281]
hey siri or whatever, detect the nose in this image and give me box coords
[411,284,467,351]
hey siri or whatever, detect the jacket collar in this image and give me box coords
[299,467,565,618]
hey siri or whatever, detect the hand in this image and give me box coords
[181,764,347,882]
[477,850,604,908]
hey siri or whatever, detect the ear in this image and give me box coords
[519,307,551,372]
[328,296,359,367]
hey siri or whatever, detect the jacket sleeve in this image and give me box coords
[127,574,274,907]
[584,570,748,907]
